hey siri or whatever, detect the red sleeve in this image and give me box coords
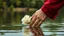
[41,0,64,20]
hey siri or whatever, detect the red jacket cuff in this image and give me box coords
[41,6,59,20]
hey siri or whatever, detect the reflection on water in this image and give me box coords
[0,22,64,36]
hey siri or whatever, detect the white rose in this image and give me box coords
[21,15,31,25]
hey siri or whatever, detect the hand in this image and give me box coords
[29,9,46,36]
[30,9,47,28]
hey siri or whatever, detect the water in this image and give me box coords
[0,22,64,36]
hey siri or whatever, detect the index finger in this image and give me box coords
[29,15,37,27]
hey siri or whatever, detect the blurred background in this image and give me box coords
[0,0,64,36]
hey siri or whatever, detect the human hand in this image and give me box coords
[30,9,47,28]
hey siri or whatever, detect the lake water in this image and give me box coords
[0,22,64,36]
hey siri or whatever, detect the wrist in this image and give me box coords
[39,9,47,17]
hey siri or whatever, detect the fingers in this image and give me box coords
[36,20,43,27]
[36,16,47,27]
[32,18,40,28]
[30,16,43,28]
[30,15,37,27]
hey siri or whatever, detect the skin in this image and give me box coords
[29,9,47,36]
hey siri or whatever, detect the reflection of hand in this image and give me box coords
[30,9,47,28]
[30,27,44,36]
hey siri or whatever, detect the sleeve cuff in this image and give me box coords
[41,6,59,20]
